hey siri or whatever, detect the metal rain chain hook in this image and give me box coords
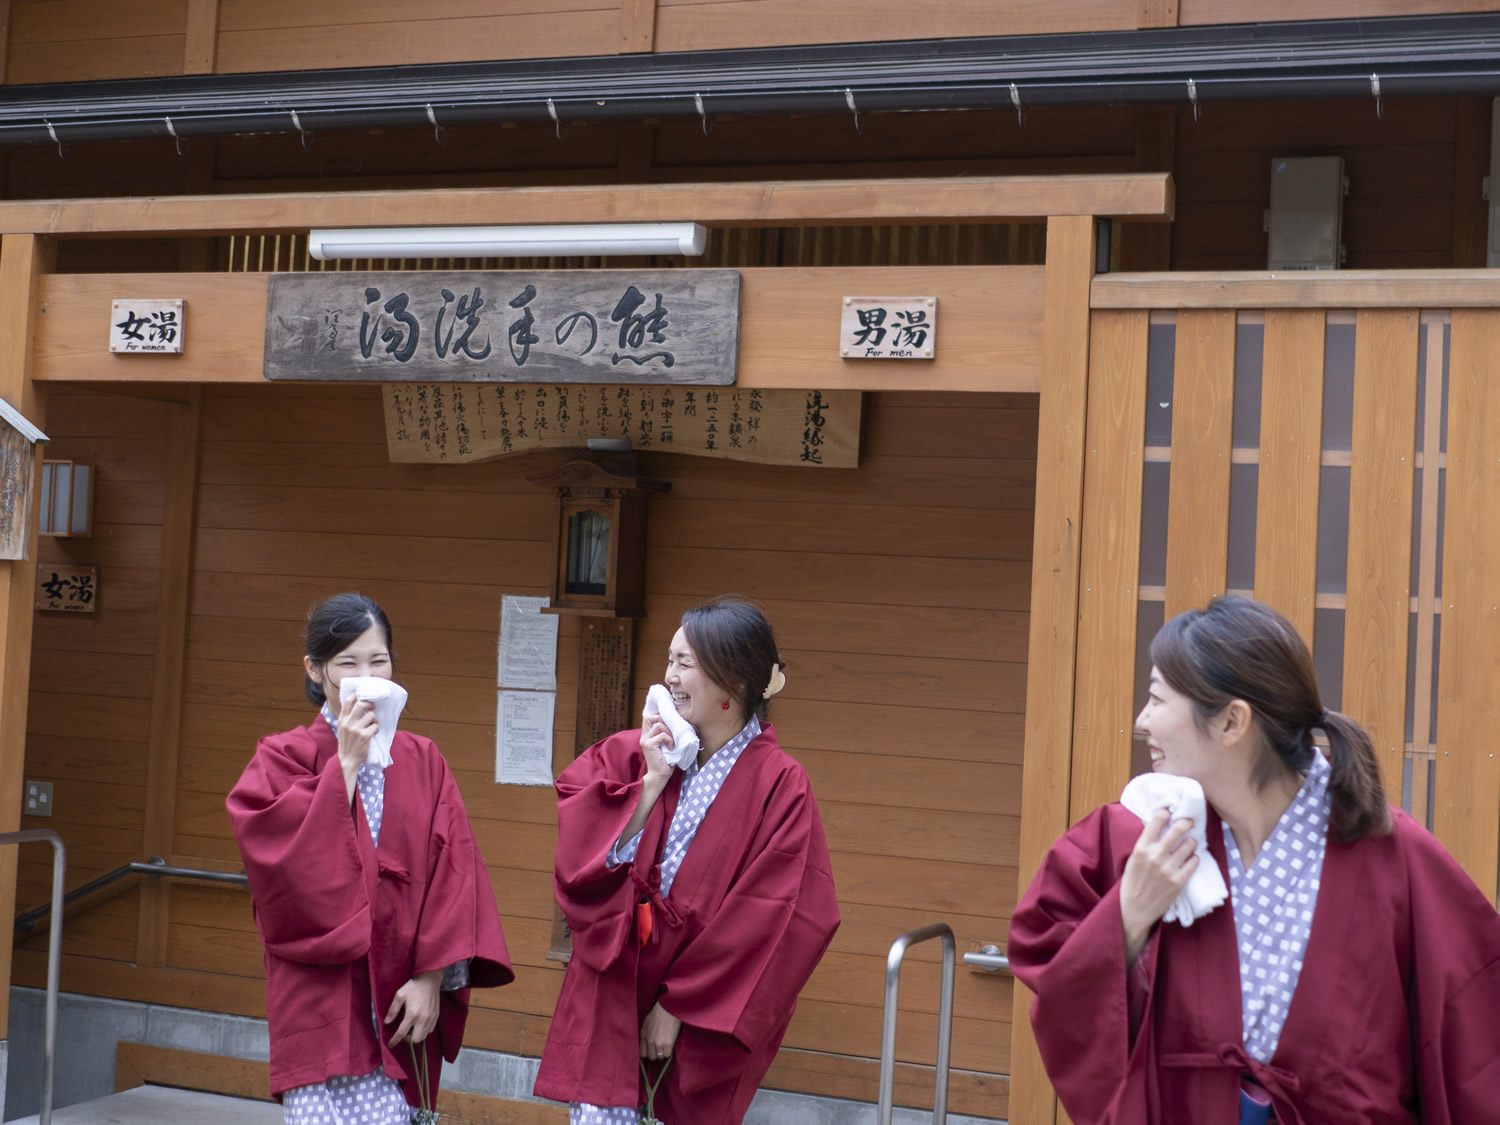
[164,115,185,156]
[1009,83,1026,128]
[694,93,712,137]
[844,87,863,135]
[547,98,568,141]
[1187,78,1201,122]
[44,119,65,159]
[290,109,313,148]
[425,103,447,145]
[1370,73,1383,119]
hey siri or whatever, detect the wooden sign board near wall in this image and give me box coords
[0,402,46,561]
[36,564,97,612]
[382,384,860,468]
[265,270,740,384]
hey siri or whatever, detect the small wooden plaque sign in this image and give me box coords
[110,299,184,354]
[37,564,97,612]
[840,296,937,359]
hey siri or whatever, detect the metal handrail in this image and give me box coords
[14,855,246,937]
[962,944,1011,973]
[878,922,955,1125]
[2,829,64,1125]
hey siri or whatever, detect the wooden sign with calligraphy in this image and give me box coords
[383,384,860,468]
[265,270,740,385]
[0,403,46,561]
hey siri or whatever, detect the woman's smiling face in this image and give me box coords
[307,623,392,712]
[1135,667,1221,785]
[664,627,728,729]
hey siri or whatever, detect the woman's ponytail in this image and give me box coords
[1321,709,1390,842]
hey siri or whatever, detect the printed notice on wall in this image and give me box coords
[498,594,558,691]
[496,690,556,786]
[382,384,861,469]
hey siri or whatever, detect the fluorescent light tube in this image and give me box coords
[307,223,707,260]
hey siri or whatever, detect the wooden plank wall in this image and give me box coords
[17,382,1034,1119]
[5,0,1490,82]
[1173,98,1471,271]
[15,388,173,961]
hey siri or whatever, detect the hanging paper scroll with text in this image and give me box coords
[265,270,739,384]
[382,385,860,468]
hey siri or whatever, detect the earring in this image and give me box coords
[721,700,731,711]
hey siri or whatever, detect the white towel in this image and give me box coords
[1119,772,1229,926]
[338,676,409,770]
[643,683,699,769]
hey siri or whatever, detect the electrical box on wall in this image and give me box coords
[1265,156,1347,270]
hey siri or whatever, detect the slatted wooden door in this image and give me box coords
[1069,305,1500,899]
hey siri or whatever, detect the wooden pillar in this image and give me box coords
[1009,215,1097,1125]
[0,233,54,1039]
[136,390,202,966]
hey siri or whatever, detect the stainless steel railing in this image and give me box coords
[14,855,247,938]
[2,829,64,1125]
[878,922,956,1125]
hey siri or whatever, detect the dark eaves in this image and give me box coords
[0,13,1498,149]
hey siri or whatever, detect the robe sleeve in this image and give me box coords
[226,733,372,965]
[658,773,840,1059]
[553,731,657,972]
[1007,805,1156,1125]
[1399,814,1500,1123]
[412,754,514,989]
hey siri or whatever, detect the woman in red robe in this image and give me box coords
[227,593,513,1124]
[1008,597,1500,1124]
[533,597,841,1125]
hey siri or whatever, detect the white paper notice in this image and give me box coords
[496,690,556,785]
[499,594,559,691]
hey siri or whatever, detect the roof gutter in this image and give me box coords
[2,13,1499,149]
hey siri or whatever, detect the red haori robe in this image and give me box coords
[1007,803,1500,1125]
[227,721,514,1105]
[534,723,841,1124]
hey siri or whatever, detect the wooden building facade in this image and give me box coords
[0,4,1498,1125]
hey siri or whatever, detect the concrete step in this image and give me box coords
[6,1085,284,1125]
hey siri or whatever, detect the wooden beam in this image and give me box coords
[1070,309,1150,822]
[0,233,53,1041]
[33,266,1046,393]
[619,0,657,53]
[183,0,220,76]
[1162,310,1234,619]
[1341,311,1418,802]
[136,390,202,966]
[1010,215,1097,1125]
[1253,310,1325,642]
[0,174,1174,237]
[1434,309,1500,898]
[1093,271,1500,309]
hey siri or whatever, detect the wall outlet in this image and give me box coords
[24,780,53,817]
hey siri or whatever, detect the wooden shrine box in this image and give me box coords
[530,455,669,618]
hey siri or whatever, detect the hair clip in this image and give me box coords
[763,664,786,700]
